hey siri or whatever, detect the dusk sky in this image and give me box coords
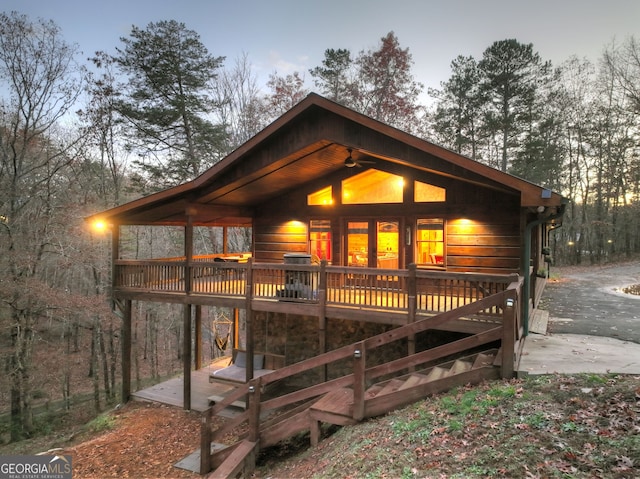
[4,0,640,98]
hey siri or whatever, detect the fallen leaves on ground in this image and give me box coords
[61,402,203,479]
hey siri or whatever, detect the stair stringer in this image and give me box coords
[364,364,500,419]
[206,351,500,478]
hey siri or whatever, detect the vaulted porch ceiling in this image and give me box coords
[86,94,565,228]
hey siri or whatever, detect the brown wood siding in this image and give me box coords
[253,219,308,263]
[252,156,523,273]
[446,218,521,274]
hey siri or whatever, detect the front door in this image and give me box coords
[346,219,400,268]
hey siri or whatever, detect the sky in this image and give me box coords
[4,0,640,99]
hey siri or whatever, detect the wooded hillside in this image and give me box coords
[1,11,639,443]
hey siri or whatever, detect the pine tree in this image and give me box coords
[114,20,226,189]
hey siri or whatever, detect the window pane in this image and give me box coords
[347,221,369,266]
[307,185,333,205]
[377,221,399,269]
[414,181,446,202]
[310,220,332,262]
[416,219,444,265]
[342,169,404,204]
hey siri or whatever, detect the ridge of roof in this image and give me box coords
[87,93,565,223]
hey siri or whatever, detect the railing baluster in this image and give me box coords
[113,260,513,322]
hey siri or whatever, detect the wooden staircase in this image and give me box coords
[205,349,500,478]
[195,282,522,478]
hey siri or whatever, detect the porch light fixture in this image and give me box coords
[92,219,109,233]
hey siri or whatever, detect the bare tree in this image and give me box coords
[603,36,640,116]
[0,12,84,440]
[212,52,266,152]
[263,71,309,121]
[352,32,424,133]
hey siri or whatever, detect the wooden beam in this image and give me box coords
[195,305,202,370]
[185,216,193,293]
[111,225,119,298]
[121,299,132,403]
[183,304,192,410]
[245,259,254,382]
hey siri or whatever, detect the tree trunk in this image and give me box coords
[91,323,101,413]
[98,319,112,401]
[10,311,36,441]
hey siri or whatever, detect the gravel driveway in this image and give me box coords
[540,261,640,344]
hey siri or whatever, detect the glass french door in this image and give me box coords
[346,219,400,268]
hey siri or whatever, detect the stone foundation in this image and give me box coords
[238,311,469,388]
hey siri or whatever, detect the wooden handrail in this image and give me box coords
[201,284,522,474]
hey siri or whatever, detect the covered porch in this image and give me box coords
[114,257,523,411]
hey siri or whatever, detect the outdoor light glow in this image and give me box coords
[93,220,107,232]
[568,241,575,246]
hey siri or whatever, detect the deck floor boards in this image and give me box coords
[132,361,239,416]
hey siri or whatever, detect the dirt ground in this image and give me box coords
[59,402,204,479]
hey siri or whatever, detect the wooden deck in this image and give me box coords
[132,362,238,415]
[113,260,516,325]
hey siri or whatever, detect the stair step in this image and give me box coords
[473,352,497,369]
[376,379,405,396]
[310,387,354,417]
[365,384,384,398]
[398,373,430,391]
[425,366,449,381]
[448,359,473,375]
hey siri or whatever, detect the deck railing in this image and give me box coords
[199,280,522,474]
[113,258,518,317]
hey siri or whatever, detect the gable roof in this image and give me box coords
[87,93,566,227]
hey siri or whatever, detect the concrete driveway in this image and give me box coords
[542,261,640,343]
[518,261,640,375]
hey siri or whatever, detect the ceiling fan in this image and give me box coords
[344,148,376,168]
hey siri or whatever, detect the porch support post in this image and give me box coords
[407,264,417,365]
[501,289,517,378]
[110,224,119,299]
[245,259,254,382]
[121,298,132,403]
[195,305,202,370]
[183,304,192,410]
[318,260,328,382]
[184,215,193,294]
[233,308,239,349]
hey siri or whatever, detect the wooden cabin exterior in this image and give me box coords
[87,93,565,476]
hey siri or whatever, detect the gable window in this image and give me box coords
[416,219,444,265]
[342,169,404,204]
[310,219,332,262]
[414,181,446,202]
[307,185,333,205]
